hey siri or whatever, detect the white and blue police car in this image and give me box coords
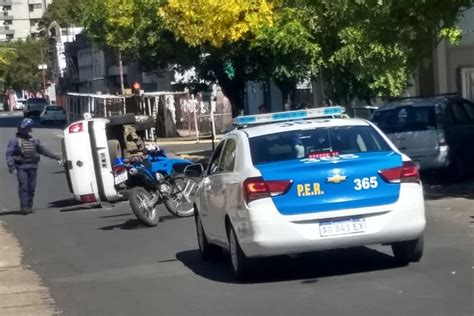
[192,106,426,280]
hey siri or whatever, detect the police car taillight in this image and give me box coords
[243,177,292,203]
[68,122,83,133]
[379,161,420,184]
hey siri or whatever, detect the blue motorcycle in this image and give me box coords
[113,148,199,227]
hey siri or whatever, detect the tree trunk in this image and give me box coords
[275,80,296,110]
[216,75,245,118]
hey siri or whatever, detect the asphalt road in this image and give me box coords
[0,113,473,316]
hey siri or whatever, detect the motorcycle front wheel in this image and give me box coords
[164,177,199,217]
[129,187,160,227]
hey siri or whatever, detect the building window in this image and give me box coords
[6,34,14,40]
[30,19,39,27]
[2,6,12,11]
[29,4,42,11]
[3,20,12,25]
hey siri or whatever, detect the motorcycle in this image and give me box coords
[112,148,199,227]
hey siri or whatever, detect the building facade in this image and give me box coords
[0,0,52,41]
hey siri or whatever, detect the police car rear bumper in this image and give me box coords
[237,184,426,258]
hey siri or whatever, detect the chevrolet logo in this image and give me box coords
[326,174,348,184]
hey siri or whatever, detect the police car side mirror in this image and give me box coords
[184,163,204,177]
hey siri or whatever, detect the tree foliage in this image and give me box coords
[160,0,274,47]
[40,0,83,29]
[0,39,46,91]
[77,0,472,113]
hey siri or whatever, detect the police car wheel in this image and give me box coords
[391,235,424,265]
[194,210,222,260]
[228,225,252,281]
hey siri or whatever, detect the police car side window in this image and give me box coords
[219,139,237,172]
[208,142,225,175]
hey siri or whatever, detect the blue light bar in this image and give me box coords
[233,106,345,126]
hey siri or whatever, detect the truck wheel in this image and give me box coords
[134,116,155,131]
[107,139,122,164]
[108,113,136,126]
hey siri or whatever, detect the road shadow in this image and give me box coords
[176,246,402,284]
[49,198,82,208]
[99,219,148,230]
[0,210,27,216]
[421,172,474,200]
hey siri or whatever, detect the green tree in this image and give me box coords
[78,0,472,115]
[40,0,83,29]
[0,39,47,91]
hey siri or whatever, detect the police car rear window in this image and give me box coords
[249,126,391,165]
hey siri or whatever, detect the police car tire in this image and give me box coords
[391,235,424,265]
[194,210,222,260]
[228,225,252,281]
[107,139,122,164]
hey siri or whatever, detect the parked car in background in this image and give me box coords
[371,95,474,177]
[348,105,379,119]
[40,105,67,124]
[14,98,27,111]
[23,98,49,118]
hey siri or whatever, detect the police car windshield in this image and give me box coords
[249,125,391,165]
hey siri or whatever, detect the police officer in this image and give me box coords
[6,118,61,214]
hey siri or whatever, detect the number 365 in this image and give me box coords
[354,177,378,190]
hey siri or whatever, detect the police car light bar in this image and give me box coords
[233,106,345,126]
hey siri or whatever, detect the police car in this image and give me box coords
[192,107,426,280]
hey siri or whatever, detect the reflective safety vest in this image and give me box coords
[17,138,40,164]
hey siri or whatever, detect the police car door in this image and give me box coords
[200,141,225,240]
[204,138,238,243]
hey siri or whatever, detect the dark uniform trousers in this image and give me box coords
[16,166,38,209]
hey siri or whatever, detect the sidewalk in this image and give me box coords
[0,221,58,315]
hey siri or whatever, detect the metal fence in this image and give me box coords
[65,89,233,140]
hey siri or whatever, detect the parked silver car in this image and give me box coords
[371,96,474,176]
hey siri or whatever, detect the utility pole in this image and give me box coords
[39,40,47,98]
[118,50,125,95]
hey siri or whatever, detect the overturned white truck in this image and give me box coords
[62,114,154,204]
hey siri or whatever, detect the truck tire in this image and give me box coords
[134,116,155,131]
[107,139,122,164]
[108,113,136,126]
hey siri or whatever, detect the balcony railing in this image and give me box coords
[0,26,14,35]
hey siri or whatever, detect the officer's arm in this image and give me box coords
[36,140,60,160]
[6,139,17,169]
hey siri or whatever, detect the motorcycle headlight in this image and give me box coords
[155,173,164,181]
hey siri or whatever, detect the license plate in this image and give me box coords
[319,218,366,237]
[114,171,128,185]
